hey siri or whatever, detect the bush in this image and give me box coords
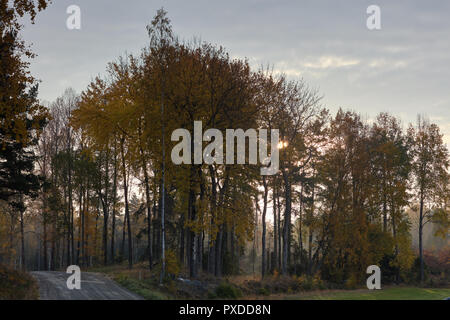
[257,287,271,296]
[312,274,326,290]
[0,264,38,300]
[404,257,430,284]
[215,282,242,299]
[344,274,358,290]
[269,276,296,292]
[424,248,450,275]
[297,275,313,291]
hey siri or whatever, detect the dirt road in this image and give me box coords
[31,271,143,300]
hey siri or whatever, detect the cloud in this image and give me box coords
[367,59,408,69]
[21,0,450,135]
[302,56,360,69]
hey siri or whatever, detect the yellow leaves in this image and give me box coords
[165,249,180,276]
[432,208,449,239]
[72,78,113,147]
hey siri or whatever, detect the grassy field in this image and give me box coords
[285,287,450,300]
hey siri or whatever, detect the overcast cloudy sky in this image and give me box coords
[21,0,450,142]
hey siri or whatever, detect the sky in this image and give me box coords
[21,0,450,143]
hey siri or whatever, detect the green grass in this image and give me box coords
[288,287,450,300]
[114,274,167,300]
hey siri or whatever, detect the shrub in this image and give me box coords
[215,282,242,299]
[404,257,430,284]
[312,274,326,290]
[344,274,359,290]
[297,275,313,291]
[258,287,271,296]
[0,264,38,300]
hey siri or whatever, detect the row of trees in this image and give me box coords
[0,0,51,269]
[1,6,448,284]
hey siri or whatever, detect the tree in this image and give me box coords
[0,0,50,270]
[146,7,175,282]
[16,8,448,289]
[408,116,449,283]
[270,77,324,275]
[0,0,50,201]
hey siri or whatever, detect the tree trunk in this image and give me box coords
[43,216,47,270]
[282,171,291,275]
[111,146,118,264]
[308,177,315,276]
[121,211,127,259]
[261,177,268,278]
[51,211,56,270]
[273,184,278,272]
[208,165,218,275]
[179,214,185,265]
[102,154,109,266]
[188,184,197,278]
[138,122,153,270]
[298,182,304,265]
[120,137,133,269]
[102,205,108,266]
[81,188,85,266]
[419,195,424,283]
[20,208,26,271]
[276,188,282,270]
[215,227,223,277]
[143,164,153,270]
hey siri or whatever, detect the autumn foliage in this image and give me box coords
[0,264,38,299]
[0,5,448,292]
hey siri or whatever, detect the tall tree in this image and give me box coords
[146,7,175,282]
[0,0,50,270]
[408,116,449,283]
